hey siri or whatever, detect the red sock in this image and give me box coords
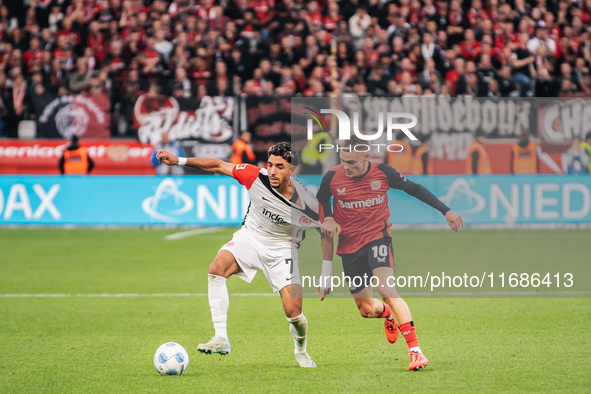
[399,321,419,349]
[378,303,392,319]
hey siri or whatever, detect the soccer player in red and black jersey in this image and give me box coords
[316,138,463,371]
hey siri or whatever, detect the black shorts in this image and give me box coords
[340,237,395,294]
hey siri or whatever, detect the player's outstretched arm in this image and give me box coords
[157,150,235,177]
[378,163,464,232]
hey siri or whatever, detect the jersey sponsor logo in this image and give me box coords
[225,241,234,247]
[370,180,381,190]
[262,207,286,224]
[337,194,386,209]
[337,187,346,195]
[236,163,248,170]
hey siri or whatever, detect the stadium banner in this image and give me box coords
[133,94,235,164]
[0,175,589,226]
[0,175,250,226]
[0,140,155,175]
[37,93,111,139]
[243,95,294,165]
[291,96,591,175]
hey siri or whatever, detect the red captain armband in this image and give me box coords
[232,163,261,189]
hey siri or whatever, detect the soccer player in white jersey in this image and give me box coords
[157,142,320,368]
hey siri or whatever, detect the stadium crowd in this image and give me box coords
[0,0,590,138]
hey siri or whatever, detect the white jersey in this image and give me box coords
[232,163,320,246]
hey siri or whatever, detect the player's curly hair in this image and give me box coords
[267,142,299,166]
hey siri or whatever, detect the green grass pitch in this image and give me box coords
[1,228,590,392]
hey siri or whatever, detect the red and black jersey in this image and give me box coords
[317,162,450,255]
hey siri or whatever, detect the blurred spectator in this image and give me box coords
[230,131,256,165]
[69,57,91,93]
[460,29,481,62]
[466,132,492,175]
[511,32,535,97]
[59,135,94,175]
[4,73,29,138]
[562,137,589,174]
[445,57,465,96]
[497,65,519,97]
[31,83,54,124]
[104,40,127,76]
[48,5,64,32]
[446,0,469,47]
[154,29,173,63]
[411,136,433,175]
[535,67,559,97]
[510,130,539,175]
[150,132,184,175]
[168,66,192,98]
[387,132,412,175]
[557,63,581,93]
[420,32,442,66]
[527,24,557,57]
[349,6,371,44]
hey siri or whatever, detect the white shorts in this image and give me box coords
[220,228,301,294]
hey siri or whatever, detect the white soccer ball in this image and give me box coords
[153,342,190,375]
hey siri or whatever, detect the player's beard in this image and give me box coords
[270,177,281,188]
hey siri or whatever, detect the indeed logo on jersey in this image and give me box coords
[337,194,385,209]
[262,207,286,224]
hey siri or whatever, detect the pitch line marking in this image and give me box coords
[165,227,225,240]
[0,293,276,298]
[1,291,591,298]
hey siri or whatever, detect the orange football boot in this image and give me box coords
[407,350,429,371]
[384,319,399,343]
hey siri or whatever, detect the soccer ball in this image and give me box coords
[153,342,190,375]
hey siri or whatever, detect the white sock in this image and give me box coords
[410,346,422,353]
[287,313,308,355]
[208,274,229,340]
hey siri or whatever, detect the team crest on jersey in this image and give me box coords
[299,216,311,227]
[337,187,346,195]
[370,180,381,190]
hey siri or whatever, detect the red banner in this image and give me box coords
[0,140,155,175]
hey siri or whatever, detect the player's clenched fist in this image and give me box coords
[157,150,178,166]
